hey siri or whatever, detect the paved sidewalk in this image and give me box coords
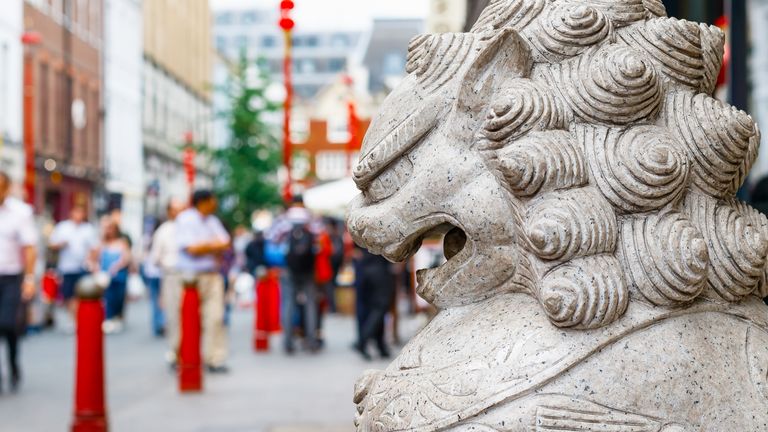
[0,300,396,432]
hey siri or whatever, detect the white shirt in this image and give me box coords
[175,208,230,273]
[50,219,98,274]
[0,197,37,275]
[149,220,178,273]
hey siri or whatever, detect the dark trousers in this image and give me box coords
[355,266,393,355]
[104,279,127,320]
[0,275,23,383]
[358,306,387,354]
[282,272,319,351]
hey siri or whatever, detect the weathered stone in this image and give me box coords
[346,1,768,430]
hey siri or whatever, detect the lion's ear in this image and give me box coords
[459,28,533,110]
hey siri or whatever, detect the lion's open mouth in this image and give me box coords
[380,214,473,300]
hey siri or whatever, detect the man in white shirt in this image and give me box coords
[49,205,98,322]
[148,198,185,358]
[0,172,37,392]
[175,190,231,373]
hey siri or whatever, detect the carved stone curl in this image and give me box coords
[347,1,768,430]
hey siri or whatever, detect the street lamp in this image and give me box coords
[21,31,42,206]
[279,0,295,204]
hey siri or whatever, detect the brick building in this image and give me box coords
[23,0,104,220]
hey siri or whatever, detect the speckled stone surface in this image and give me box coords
[346,0,768,430]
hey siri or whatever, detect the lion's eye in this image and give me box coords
[365,156,413,203]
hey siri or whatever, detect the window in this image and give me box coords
[63,0,73,26]
[328,58,346,73]
[91,89,99,167]
[78,0,88,33]
[383,53,406,75]
[235,35,248,49]
[316,151,348,180]
[296,59,317,74]
[305,36,319,47]
[241,11,259,25]
[262,36,276,48]
[80,84,89,164]
[327,116,350,143]
[292,36,303,47]
[330,34,349,48]
[215,12,233,26]
[216,36,227,51]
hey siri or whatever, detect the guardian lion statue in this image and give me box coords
[346,0,768,430]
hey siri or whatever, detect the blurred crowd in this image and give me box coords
[0,172,420,393]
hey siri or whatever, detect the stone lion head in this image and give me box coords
[347,0,767,330]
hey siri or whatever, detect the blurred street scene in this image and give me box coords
[0,0,767,431]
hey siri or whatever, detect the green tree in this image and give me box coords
[212,54,283,228]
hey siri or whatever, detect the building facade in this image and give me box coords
[142,0,213,218]
[104,0,143,244]
[0,1,25,184]
[23,0,104,220]
[212,5,362,101]
[363,19,423,97]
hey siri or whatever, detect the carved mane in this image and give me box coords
[406,0,764,330]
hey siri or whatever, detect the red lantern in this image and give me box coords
[183,147,196,188]
[279,17,295,30]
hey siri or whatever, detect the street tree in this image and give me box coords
[212,54,283,228]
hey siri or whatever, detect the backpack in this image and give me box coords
[286,224,315,275]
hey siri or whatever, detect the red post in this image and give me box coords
[178,277,202,393]
[253,269,281,352]
[72,275,108,432]
[280,1,295,204]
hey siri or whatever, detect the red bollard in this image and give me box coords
[178,276,202,393]
[72,275,108,432]
[253,269,281,352]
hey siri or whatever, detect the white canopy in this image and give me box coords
[303,177,360,217]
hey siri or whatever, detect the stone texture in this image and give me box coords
[346,0,768,430]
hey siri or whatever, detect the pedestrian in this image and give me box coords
[99,221,132,334]
[327,218,345,313]
[142,221,165,337]
[353,248,395,361]
[244,229,267,277]
[49,204,98,331]
[314,224,334,346]
[231,225,252,278]
[175,190,231,373]
[269,196,320,354]
[0,172,38,392]
[149,199,185,364]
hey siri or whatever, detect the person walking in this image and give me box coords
[49,204,98,330]
[314,225,334,346]
[99,221,132,334]
[354,248,395,361]
[149,199,185,363]
[0,172,37,392]
[327,218,345,312]
[175,190,231,373]
[142,221,164,337]
[269,196,320,354]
